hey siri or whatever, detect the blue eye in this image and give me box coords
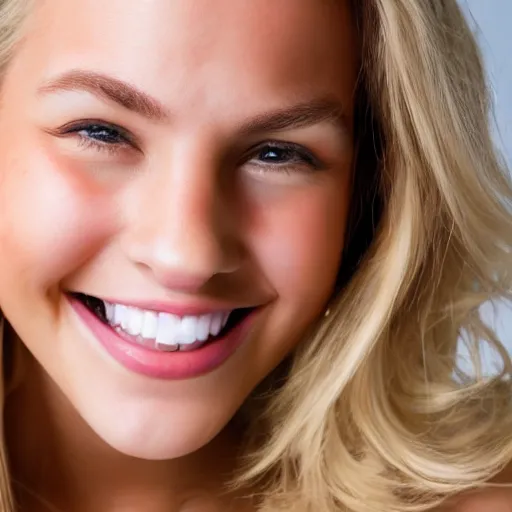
[55,120,135,155]
[249,142,321,171]
[259,146,300,163]
[77,124,127,145]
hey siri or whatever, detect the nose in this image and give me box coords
[121,150,242,293]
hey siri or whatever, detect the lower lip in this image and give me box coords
[68,297,256,380]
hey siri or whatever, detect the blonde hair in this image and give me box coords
[0,1,511,511]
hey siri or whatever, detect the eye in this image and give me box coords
[54,120,136,155]
[246,141,322,172]
[77,124,126,145]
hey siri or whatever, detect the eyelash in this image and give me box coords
[58,121,323,171]
[244,142,322,172]
[58,120,135,155]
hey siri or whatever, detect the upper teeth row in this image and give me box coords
[105,302,231,347]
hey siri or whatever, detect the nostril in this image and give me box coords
[124,231,235,293]
[121,204,242,293]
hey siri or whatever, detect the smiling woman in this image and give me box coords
[0,1,510,512]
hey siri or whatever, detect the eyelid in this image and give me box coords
[244,140,324,169]
[55,119,139,148]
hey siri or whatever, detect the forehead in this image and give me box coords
[16,0,358,117]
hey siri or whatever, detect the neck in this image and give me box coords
[4,340,251,512]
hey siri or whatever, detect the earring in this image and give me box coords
[324,308,331,317]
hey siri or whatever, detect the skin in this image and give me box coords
[0,0,357,510]
[441,467,512,512]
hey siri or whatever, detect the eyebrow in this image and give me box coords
[238,99,349,136]
[38,69,349,134]
[38,69,170,121]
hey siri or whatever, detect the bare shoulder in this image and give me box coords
[440,489,512,512]
[438,465,512,512]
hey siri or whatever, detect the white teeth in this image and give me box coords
[141,311,158,339]
[180,316,198,345]
[126,309,143,336]
[102,301,236,351]
[210,313,223,337]
[121,311,130,330]
[196,315,212,342]
[114,304,126,326]
[156,313,179,346]
[105,303,115,323]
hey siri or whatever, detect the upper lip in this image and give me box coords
[69,292,261,317]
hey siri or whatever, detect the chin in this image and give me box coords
[79,400,230,461]
[103,436,209,461]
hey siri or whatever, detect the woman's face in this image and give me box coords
[0,0,357,459]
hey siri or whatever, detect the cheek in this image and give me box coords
[251,178,350,311]
[0,142,117,295]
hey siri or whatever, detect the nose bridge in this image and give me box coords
[124,146,239,291]
[162,151,217,237]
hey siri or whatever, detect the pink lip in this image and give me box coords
[68,296,257,380]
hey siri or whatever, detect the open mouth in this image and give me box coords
[69,292,253,353]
